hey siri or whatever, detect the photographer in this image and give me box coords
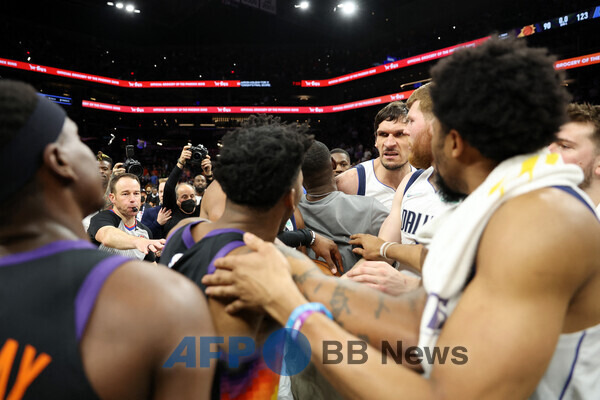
[162,145,205,236]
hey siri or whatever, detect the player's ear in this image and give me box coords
[283,188,297,212]
[448,129,465,159]
[593,154,600,179]
[43,142,77,183]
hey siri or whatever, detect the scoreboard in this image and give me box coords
[502,5,600,38]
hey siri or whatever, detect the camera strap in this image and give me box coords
[0,95,66,198]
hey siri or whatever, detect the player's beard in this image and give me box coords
[381,157,408,171]
[433,170,467,203]
[408,136,433,170]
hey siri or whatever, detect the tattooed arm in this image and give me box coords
[288,255,425,358]
[206,238,426,368]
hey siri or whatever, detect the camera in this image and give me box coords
[189,144,208,166]
[123,145,143,178]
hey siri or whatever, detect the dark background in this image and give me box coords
[2,0,599,168]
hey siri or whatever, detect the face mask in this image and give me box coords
[141,196,146,203]
[180,199,196,213]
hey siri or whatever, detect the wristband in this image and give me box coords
[379,241,395,258]
[383,242,397,259]
[286,302,332,340]
[309,230,316,246]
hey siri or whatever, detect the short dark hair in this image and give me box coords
[330,148,350,159]
[108,173,140,194]
[213,115,313,211]
[373,101,408,134]
[430,37,570,163]
[303,141,332,182]
[566,103,600,151]
[0,80,42,220]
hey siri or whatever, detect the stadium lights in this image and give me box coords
[109,2,140,13]
[335,2,357,15]
[295,2,309,9]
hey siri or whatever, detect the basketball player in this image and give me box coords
[346,84,451,294]
[0,80,215,399]
[336,102,412,210]
[205,38,600,399]
[549,103,600,214]
[160,116,313,399]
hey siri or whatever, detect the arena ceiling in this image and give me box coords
[5,0,596,49]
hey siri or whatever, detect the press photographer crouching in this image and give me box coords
[162,144,208,236]
[88,173,165,261]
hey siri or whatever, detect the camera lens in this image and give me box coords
[129,164,143,177]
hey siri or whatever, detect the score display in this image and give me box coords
[505,5,599,37]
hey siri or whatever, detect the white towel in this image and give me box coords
[414,150,592,376]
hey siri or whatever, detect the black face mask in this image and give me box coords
[180,199,196,213]
[141,196,146,203]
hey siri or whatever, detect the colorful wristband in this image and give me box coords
[286,302,333,340]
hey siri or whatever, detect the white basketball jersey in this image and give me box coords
[530,323,600,399]
[401,167,451,244]
[356,159,411,211]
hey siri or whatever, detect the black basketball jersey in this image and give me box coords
[159,220,206,269]
[163,227,245,293]
[0,240,129,399]
[162,228,282,399]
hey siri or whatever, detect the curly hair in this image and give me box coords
[429,37,571,162]
[373,101,408,134]
[213,115,313,211]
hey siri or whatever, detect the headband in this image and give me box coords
[0,95,66,198]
